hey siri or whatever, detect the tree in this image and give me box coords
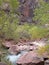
[0,0,19,39]
[33,0,49,25]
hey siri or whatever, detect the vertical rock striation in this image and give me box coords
[18,0,38,24]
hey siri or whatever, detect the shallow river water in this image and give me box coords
[5,51,28,65]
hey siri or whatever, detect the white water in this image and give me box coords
[7,54,21,63]
[32,41,45,47]
[5,41,46,65]
[6,51,28,65]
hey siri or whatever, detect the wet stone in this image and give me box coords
[44,59,49,65]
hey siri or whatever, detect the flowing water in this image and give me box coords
[5,51,28,65]
[2,41,46,65]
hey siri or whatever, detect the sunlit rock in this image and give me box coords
[17,51,44,65]
[32,41,46,47]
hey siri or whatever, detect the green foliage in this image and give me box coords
[0,10,19,39]
[38,44,49,55]
[0,0,19,12]
[0,0,19,40]
[33,0,49,25]
[13,24,31,42]
[12,24,49,41]
[29,26,49,40]
[1,57,12,65]
[9,0,19,11]
[0,0,3,5]
[0,0,49,42]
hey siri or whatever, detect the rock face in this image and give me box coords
[16,51,44,65]
[8,44,38,55]
[0,62,7,65]
[18,0,38,24]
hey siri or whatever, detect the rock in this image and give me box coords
[2,40,16,48]
[44,59,49,65]
[17,51,44,65]
[42,52,49,61]
[0,62,7,65]
[8,43,39,55]
[8,45,20,55]
[18,0,38,23]
[32,41,46,47]
[8,45,29,54]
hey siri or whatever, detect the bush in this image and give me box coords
[33,0,49,25]
[37,44,49,55]
[29,26,49,40]
[13,24,31,42]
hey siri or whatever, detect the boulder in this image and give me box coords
[0,62,7,65]
[44,59,49,65]
[16,51,44,65]
[42,52,49,61]
[8,45,20,55]
[8,44,38,55]
[2,40,16,48]
[8,45,29,54]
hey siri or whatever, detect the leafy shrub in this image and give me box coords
[38,44,49,55]
[29,26,49,40]
[13,24,31,42]
[33,0,49,25]
[0,10,19,39]
[0,0,19,40]
[0,0,49,42]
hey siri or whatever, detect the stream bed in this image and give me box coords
[4,51,28,65]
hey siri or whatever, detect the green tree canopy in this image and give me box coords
[33,0,49,25]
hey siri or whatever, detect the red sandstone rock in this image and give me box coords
[2,40,16,48]
[8,45,19,55]
[8,44,38,55]
[16,51,44,65]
